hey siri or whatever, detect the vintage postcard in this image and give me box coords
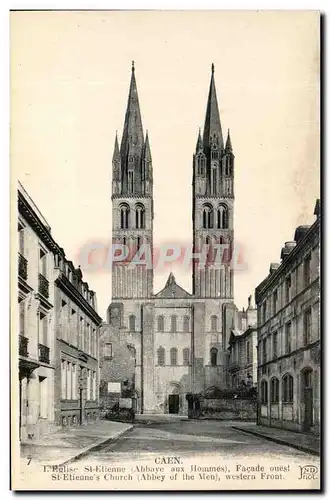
[11,10,321,491]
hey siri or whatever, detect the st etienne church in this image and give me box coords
[100,63,251,415]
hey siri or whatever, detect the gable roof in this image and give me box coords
[154,272,192,299]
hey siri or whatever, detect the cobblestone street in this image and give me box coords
[74,419,318,466]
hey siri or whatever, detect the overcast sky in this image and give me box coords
[11,10,320,317]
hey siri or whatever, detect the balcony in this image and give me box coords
[38,273,49,299]
[18,253,28,280]
[38,343,50,364]
[19,335,28,357]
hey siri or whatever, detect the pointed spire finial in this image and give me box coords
[112,131,120,162]
[203,64,223,149]
[225,128,233,152]
[143,130,152,162]
[132,60,135,72]
[196,127,203,152]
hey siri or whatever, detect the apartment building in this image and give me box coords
[17,182,102,440]
[255,199,320,434]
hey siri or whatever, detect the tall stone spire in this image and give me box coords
[120,61,144,163]
[203,63,224,150]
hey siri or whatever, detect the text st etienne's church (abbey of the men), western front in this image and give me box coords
[100,62,249,415]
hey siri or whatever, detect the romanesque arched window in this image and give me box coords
[210,348,218,366]
[211,315,218,332]
[183,348,190,365]
[261,380,268,403]
[129,314,136,332]
[282,373,294,402]
[202,204,213,229]
[170,315,177,332]
[270,377,279,403]
[217,204,228,229]
[183,315,190,332]
[157,315,164,332]
[135,204,145,229]
[170,347,178,366]
[120,204,130,229]
[157,346,165,366]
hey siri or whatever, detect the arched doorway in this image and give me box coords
[168,382,181,414]
[301,368,313,432]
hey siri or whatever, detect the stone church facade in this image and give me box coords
[100,63,239,415]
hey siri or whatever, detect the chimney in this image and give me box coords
[269,262,280,274]
[280,241,296,260]
[294,225,311,243]
[314,199,320,218]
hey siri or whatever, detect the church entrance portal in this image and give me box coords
[168,394,180,414]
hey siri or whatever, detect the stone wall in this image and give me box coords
[200,398,257,420]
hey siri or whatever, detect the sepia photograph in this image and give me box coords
[10,10,321,490]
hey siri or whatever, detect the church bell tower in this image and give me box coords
[111,62,154,300]
[192,64,234,299]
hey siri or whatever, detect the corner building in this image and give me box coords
[104,63,236,415]
[18,183,102,440]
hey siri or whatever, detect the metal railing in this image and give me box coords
[38,343,50,364]
[19,335,29,357]
[18,253,28,280]
[38,273,49,298]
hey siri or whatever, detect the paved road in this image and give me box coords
[75,419,316,465]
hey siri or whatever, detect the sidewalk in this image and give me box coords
[20,420,133,466]
[232,422,320,456]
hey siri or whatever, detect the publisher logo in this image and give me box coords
[298,465,319,480]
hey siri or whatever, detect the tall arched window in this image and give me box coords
[270,377,279,402]
[128,171,134,194]
[170,315,177,332]
[157,315,164,332]
[120,204,130,229]
[170,347,178,365]
[210,348,218,366]
[183,348,190,365]
[183,316,190,332]
[135,204,145,229]
[157,346,165,366]
[211,315,218,332]
[211,165,217,195]
[197,154,205,176]
[129,314,136,332]
[282,374,294,402]
[202,204,213,229]
[217,204,228,229]
[261,380,268,403]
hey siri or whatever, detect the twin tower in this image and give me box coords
[111,62,235,301]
